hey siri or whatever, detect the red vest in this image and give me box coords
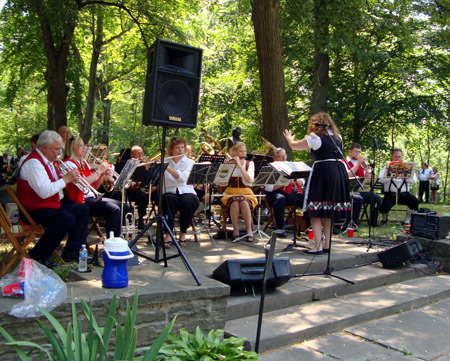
[347,159,365,177]
[17,150,61,211]
[279,182,303,195]
[64,159,92,203]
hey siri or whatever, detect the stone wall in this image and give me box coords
[0,276,230,360]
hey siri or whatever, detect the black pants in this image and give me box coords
[266,190,304,230]
[28,203,89,260]
[85,197,130,237]
[162,192,199,233]
[380,192,419,214]
[359,191,382,226]
[418,180,430,203]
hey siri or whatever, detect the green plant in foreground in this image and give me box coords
[157,327,259,360]
[0,287,175,361]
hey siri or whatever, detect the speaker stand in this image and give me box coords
[128,126,201,286]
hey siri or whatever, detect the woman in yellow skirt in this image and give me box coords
[220,142,257,242]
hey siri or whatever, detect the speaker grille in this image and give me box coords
[158,78,192,117]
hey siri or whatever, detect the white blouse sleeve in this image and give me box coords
[306,133,322,151]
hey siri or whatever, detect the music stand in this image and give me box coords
[198,154,227,229]
[128,126,200,286]
[268,162,311,251]
[237,167,276,245]
[112,158,141,230]
[343,177,365,233]
[187,162,235,250]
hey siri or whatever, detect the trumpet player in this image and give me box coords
[345,142,381,228]
[63,136,130,238]
[17,130,89,267]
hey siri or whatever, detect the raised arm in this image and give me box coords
[283,129,309,151]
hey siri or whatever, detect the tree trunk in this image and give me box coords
[310,0,329,115]
[251,0,289,151]
[99,82,112,146]
[80,11,104,144]
[32,0,75,130]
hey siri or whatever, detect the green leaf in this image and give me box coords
[141,316,176,361]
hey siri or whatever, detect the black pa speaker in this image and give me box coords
[212,258,292,289]
[411,213,450,240]
[377,238,423,268]
[142,38,202,128]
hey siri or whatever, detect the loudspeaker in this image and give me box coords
[378,238,423,268]
[212,258,292,288]
[411,213,450,239]
[142,38,203,128]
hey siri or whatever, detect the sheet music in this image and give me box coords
[113,158,140,189]
[213,163,235,184]
[270,161,311,179]
[384,161,416,179]
[252,166,281,186]
[187,163,235,185]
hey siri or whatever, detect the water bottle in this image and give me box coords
[78,245,88,272]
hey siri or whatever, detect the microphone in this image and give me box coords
[314,123,328,128]
[374,138,380,152]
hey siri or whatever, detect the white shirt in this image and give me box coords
[379,166,417,193]
[19,149,66,200]
[230,160,255,186]
[418,168,432,181]
[163,156,197,195]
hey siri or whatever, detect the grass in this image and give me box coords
[353,202,450,241]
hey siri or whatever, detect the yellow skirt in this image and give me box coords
[221,187,258,211]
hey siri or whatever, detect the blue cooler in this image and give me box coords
[102,233,134,288]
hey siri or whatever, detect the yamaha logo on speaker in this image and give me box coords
[169,116,182,122]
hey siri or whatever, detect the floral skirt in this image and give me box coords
[221,187,258,212]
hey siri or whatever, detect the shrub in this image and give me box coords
[157,327,259,360]
[0,287,175,361]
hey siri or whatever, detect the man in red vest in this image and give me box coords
[17,130,89,267]
[265,148,304,238]
[345,142,381,228]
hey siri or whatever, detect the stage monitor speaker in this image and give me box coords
[378,238,423,268]
[212,258,292,289]
[142,38,202,129]
[411,213,450,240]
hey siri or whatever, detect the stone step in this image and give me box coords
[226,258,430,321]
[225,270,450,353]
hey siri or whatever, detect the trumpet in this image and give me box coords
[87,152,120,192]
[55,157,103,199]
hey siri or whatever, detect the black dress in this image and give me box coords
[303,134,351,219]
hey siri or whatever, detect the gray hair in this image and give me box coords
[274,147,285,156]
[36,130,62,149]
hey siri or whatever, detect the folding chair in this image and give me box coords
[0,204,44,278]
[6,185,64,264]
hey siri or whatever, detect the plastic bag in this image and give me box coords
[0,258,67,318]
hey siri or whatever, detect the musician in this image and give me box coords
[57,125,70,152]
[128,145,151,229]
[63,136,130,237]
[17,130,89,266]
[220,141,257,242]
[264,147,304,237]
[379,148,419,225]
[284,112,351,255]
[345,142,381,227]
[161,136,199,248]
